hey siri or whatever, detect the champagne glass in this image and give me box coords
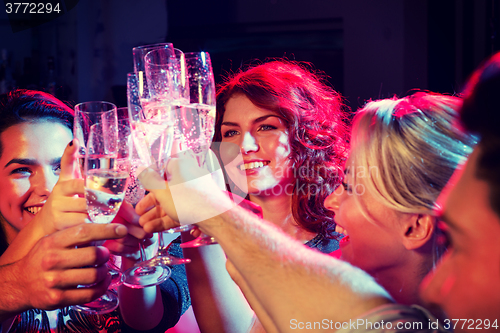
[170,51,218,248]
[74,101,117,174]
[74,101,123,288]
[117,107,172,288]
[130,46,192,267]
[73,117,128,314]
[133,43,174,107]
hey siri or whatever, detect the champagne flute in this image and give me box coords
[169,51,218,248]
[117,107,173,288]
[74,101,117,175]
[130,46,192,267]
[73,118,128,314]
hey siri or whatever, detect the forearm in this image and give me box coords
[226,260,279,333]
[0,261,30,323]
[0,219,45,265]
[199,204,392,332]
[182,233,254,333]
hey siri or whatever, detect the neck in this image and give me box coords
[368,251,431,307]
[249,193,316,243]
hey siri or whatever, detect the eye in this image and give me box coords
[223,129,239,138]
[436,221,452,250]
[11,167,32,176]
[259,124,277,131]
[53,163,62,176]
[342,181,352,194]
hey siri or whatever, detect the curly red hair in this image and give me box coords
[215,60,349,238]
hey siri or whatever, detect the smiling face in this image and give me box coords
[324,157,409,275]
[420,146,500,327]
[0,121,72,243]
[221,94,294,197]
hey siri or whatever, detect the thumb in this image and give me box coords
[59,139,82,181]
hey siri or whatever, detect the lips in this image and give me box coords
[336,224,350,244]
[238,160,270,171]
[335,224,348,236]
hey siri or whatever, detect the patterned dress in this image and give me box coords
[6,238,190,333]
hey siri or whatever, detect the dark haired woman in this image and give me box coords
[0,89,189,332]
[181,60,349,332]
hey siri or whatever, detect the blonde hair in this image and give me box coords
[350,92,476,216]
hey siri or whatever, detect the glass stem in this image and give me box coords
[139,240,147,261]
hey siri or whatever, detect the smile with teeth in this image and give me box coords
[335,225,348,237]
[239,161,270,171]
[26,206,43,215]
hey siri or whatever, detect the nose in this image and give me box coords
[240,132,259,154]
[324,184,343,212]
[32,169,58,198]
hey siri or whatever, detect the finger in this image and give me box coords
[141,215,179,234]
[135,192,157,215]
[52,195,87,213]
[59,139,81,182]
[105,239,141,256]
[41,246,110,270]
[47,223,128,249]
[138,206,163,227]
[125,223,151,240]
[117,201,140,225]
[50,212,88,229]
[59,274,112,307]
[43,265,110,289]
[190,225,202,238]
[141,217,166,234]
[56,179,85,197]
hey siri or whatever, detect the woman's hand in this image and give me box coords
[35,140,88,236]
[135,192,181,234]
[136,150,229,231]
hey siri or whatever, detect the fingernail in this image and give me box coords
[69,139,74,146]
[115,225,128,237]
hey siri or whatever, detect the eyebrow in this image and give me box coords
[4,157,62,169]
[221,115,283,127]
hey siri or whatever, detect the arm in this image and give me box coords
[181,233,254,333]
[137,156,392,332]
[225,260,278,333]
[200,205,392,332]
[136,194,254,333]
[0,223,128,323]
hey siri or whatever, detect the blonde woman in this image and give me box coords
[324,92,476,312]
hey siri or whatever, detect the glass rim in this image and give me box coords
[132,42,173,52]
[75,101,117,113]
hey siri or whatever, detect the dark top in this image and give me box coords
[7,236,190,333]
[305,232,341,254]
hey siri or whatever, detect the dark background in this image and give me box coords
[1,0,499,111]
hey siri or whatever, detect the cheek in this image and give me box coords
[267,133,291,161]
[0,178,30,204]
[0,178,30,218]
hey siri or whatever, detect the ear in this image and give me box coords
[401,214,436,250]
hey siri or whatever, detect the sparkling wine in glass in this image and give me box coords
[168,51,219,247]
[72,119,128,314]
[74,101,117,174]
[117,107,173,288]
